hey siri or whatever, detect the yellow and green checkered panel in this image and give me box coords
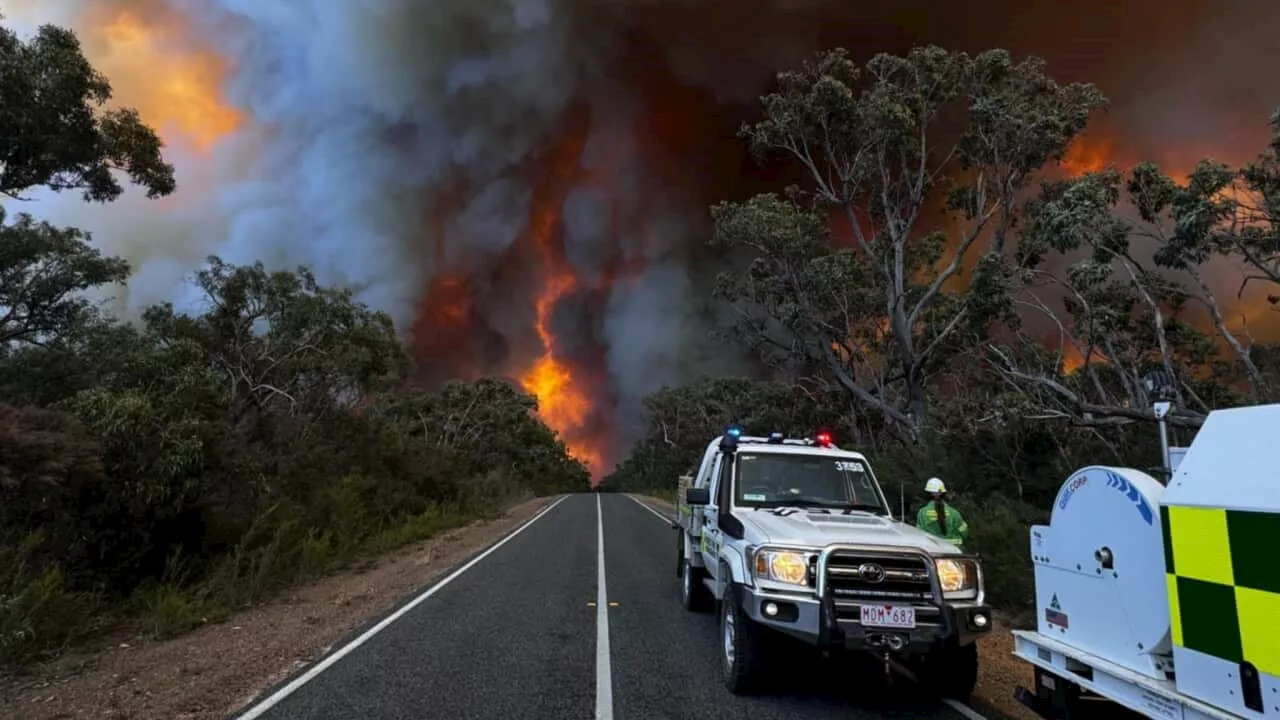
[1162,504,1280,678]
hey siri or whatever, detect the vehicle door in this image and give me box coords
[703,451,737,577]
[700,452,724,576]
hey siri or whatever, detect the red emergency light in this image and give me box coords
[814,431,833,447]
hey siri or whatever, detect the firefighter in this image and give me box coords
[916,477,969,548]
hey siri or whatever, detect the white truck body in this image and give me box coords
[1014,404,1280,719]
[675,431,992,699]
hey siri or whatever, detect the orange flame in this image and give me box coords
[79,3,242,152]
[1060,134,1115,176]
[1060,344,1110,374]
[411,275,481,381]
[516,125,604,478]
[520,272,600,472]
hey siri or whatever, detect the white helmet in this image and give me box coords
[924,477,947,494]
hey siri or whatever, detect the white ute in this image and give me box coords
[674,427,993,699]
[1013,402,1280,719]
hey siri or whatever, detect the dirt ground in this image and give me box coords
[0,496,560,720]
[637,494,1038,720]
[969,621,1039,720]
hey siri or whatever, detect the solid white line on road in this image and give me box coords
[595,494,615,720]
[625,494,675,524]
[234,495,570,720]
[624,492,990,720]
[942,698,989,720]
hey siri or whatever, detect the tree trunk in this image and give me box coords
[905,366,929,444]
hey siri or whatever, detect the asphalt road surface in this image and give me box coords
[235,493,978,720]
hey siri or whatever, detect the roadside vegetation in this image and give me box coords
[0,21,589,667]
[606,47,1280,614]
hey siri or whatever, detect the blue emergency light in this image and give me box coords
[720,425,743,453]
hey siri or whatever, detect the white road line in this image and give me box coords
[623,492,989,720]
[595,494,614,720]
[942,698,989,720]
[234,495,569,720]
[625,494,675,524]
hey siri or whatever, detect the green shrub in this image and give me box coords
[0,538,97,665]
[132,583,214,639]
[957,494,1045,614]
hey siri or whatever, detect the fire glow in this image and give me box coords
[514,126,606,478]
[81,4,242,153]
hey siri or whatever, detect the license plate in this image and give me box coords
[860,604,916,629]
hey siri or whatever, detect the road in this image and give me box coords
[235,493,979,720]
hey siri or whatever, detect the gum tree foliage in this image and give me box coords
[711,45,1106,441]
[0,20,175,201]
[0,16,171,351]
[1234,111,1280,302]
[141,257,409,426]
[991,115,1280,428]
[0,210,131,347]
[372,378,593,496]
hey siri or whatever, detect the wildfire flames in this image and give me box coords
[415,123,609,478]
[517,128,604,476]
[1060,134,1115,176]
[521,275,602,474]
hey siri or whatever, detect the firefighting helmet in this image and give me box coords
[924,477,947,494]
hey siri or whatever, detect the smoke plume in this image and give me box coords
[5,0,1279,473]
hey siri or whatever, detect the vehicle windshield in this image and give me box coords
[733,452,887,513]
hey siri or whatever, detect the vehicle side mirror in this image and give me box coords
[685,487,711,506]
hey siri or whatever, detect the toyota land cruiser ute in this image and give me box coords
[674,427,992,699]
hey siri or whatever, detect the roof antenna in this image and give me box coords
[899,482,906,523]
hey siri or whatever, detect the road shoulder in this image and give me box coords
[0,495,561,720]
[628,493,1037,720]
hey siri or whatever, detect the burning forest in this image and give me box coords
[7,0,1280,477]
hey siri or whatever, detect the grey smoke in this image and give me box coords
[450,179,533,264]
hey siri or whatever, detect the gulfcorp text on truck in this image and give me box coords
[674,427,992,699]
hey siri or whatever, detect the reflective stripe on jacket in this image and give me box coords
[916,501,969,546]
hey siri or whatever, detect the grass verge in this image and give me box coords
[1,492,532,668]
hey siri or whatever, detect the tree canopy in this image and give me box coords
[0,22,175,201]
[610,44,1280,613]
[711,46,1107,441]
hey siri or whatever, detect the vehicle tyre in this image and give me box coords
[720,588,768,694]
[914,641,979,702]
[679,551,711,612]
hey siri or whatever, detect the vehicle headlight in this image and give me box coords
[935,558,981,600]
[753,549,810,586]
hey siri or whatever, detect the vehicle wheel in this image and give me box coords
[680,555,711,612]
[720,589,768,694]
[914,641,979,702]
